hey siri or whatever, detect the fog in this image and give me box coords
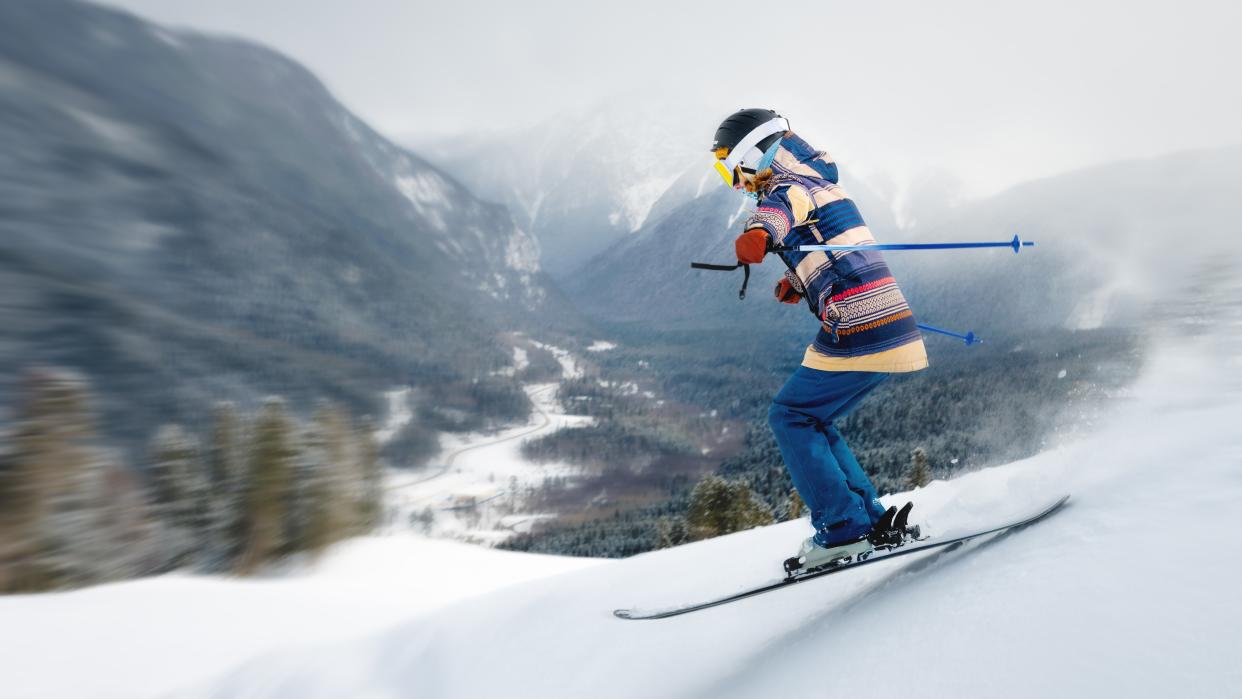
[100,0,1242,198]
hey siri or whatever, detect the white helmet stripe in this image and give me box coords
[722,117,789,171]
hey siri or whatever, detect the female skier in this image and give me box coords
[710,108,926,573]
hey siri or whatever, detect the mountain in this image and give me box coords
[568,144,1242,343]
[412,100,714,279]
[0,0,561,450]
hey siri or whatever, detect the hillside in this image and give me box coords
[0,0,566,452]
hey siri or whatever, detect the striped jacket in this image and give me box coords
[743,133,927,372]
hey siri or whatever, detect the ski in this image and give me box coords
[613,494,1070,620]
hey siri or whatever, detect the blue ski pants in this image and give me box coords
[768,367,889,546]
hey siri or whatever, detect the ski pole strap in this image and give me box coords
[690,261,751,300]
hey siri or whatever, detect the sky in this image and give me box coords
[100,0,1242,199]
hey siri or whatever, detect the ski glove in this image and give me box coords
[774,277,802,304]
[734,228,769,265]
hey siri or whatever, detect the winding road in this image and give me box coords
[386,383,558,492]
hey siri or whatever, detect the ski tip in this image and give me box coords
[1039,494,1072,518]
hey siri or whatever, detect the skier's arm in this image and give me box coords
[733,184,813,264]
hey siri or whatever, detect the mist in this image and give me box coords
[99,0,1242,199]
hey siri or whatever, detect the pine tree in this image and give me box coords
[149,424,205,570]
[0,368,137,592]
[907,447,932,489]
[239,397,296,572]
[291,401,353,555]
[685,474,774,541]
[655,516,688,549]
[204,403,245,571]
[784,489,805,520]
[89,460,155,582]
[354,416,383,533]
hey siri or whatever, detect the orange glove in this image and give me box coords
[774,278,802,304]
[734,228,769,264]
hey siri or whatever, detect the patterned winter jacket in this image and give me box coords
[743,132,928,373]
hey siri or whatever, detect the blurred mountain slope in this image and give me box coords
[0,0,564,449]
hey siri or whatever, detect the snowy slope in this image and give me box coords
[6,294,1241,699]
[207,315,1234,696]
[0,539,601,698]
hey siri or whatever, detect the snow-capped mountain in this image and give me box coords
[0,0,560,447]
[412,99,715,278]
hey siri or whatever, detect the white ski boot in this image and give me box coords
[783,535,873,575]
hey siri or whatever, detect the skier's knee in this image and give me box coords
[768,401,791,431]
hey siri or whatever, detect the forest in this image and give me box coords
[0,366,383,593]
[504,324,1143,557]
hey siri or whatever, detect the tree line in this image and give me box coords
[0,366,383,594]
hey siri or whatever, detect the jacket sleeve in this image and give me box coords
[742,184,813,246]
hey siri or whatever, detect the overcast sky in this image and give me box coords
[102,0,1241,199]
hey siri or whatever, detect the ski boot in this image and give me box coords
[783,534,873,576]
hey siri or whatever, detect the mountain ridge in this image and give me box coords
[0,0,576,453]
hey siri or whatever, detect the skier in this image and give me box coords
[710,108,927,573]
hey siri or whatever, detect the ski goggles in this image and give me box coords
[711,116,789,188]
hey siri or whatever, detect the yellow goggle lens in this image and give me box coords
[713,159,735,187]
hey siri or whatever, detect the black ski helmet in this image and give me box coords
[711,108,787,155]
[711,108,789,187]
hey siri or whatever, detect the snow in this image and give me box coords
[512,345,530,371]
[489,346,529,377]
[586,340,617,352]
[693,170,713,199]
[1067,281,1120,330]
[726,197,752,227]
[393,172,449,229]
[530,340,584,379]
[148,27,184,49]
[372,387,412,445]
[385,382,592,544]
[0,538,599,699]
[393,172,447,209]
[6,324,1242,698]
[384,342,591,544]
[615,173,682,232]
[62,106,156,161]
[210,327,1241,696]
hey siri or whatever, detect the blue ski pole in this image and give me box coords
[772,234,1034,255]
[918,323,981,346]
